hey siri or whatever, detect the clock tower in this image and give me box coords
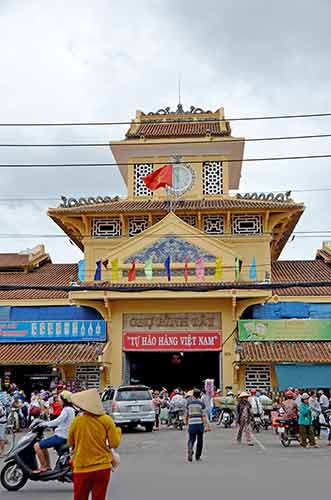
[111,104,245,201]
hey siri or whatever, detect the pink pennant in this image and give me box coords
[195,258,205,281]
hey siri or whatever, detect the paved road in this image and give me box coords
[1,426,331,499]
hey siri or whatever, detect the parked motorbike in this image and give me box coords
[218,408,234,428]
[0,420,72,491]
[277,419,300,447]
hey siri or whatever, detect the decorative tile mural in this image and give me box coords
[124,234,215,263]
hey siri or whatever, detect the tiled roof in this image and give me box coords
[49,197,303,215]
[0,263,77,300]
[0,342,104,365]
[126,121,230,138]
[241,341,331,363]
[271,260,331,296]
[0,254,29,268]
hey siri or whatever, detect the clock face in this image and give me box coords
[168,163,194,196]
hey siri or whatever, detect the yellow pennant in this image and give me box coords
[214,257,222,280]
[111,258,119,281]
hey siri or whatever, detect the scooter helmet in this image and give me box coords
[301,393,309,401]
[250,389,257,395]
[285,390,295,399]
[59,390,72,403]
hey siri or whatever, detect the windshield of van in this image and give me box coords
[116,389,152,401]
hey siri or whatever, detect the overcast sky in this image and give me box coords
[0,0,331,262]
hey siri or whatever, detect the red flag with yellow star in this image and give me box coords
[143,165,173,190]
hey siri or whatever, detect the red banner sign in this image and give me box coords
[123,331,221,351]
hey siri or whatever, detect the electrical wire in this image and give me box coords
[1,186,331,202]
[1,111,331,127]
[2,153,331,168]
[0,281,330,292]
[1,132,331,147]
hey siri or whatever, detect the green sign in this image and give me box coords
[238,319,331,341]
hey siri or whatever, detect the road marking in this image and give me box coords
[252,435,267,451]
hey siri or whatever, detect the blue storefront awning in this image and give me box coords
[275,363,331,390]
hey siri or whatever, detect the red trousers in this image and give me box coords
[73,468,111,500]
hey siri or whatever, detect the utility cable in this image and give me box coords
[0,281,330,292]
[1,132,331,147]
[1,111,331,127]
[3,153,331,168]
[1,186,331,202]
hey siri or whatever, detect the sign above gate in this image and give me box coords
[123,313,221,352]
[123,331,221,351]
[123,313,221,331]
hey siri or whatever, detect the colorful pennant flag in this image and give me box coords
[235,257,242,281]
[195,258,205,281]
[128,260,136,282]
[164,256,171,282]
[94,260,102,281]
[144,257,153,280]
[214,257,222,280]
[249,256,257,281]
[143,164,173,190]
[111,258,119,281]
[184,257,189,283]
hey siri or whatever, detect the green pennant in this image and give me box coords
[144,257,153,280]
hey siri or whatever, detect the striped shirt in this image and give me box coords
[186,399,206,425]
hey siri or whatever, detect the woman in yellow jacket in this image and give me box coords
[68,389,121,500]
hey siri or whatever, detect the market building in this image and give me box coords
[0,245,107,393]
[2,103,331,393]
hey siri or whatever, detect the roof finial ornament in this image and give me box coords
[176,76,184,114]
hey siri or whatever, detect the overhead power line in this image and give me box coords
[2,186,331,202]
[1,132,331,147]
[2,153,331,169]
[0,281,330,292]
[1,111,331,127]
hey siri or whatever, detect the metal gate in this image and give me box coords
[76,365,100,389]
[245,364,271,390]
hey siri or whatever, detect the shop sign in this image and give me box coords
[0,320,106,343]
[123,313,221,332]
[123,331,221,351]
[239,319,331,342]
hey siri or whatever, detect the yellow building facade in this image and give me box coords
[48,104,306,392]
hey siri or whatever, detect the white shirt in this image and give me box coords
[46,406,75,439]
[319,394,329,410]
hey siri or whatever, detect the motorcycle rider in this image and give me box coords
[33,390,75,473]
[218,391,235,426]
[281,390,298,431]
[169,389,186,426]
[0,398,7,456]
[249,389,263,418]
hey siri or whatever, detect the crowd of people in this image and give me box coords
[1,382,331,498]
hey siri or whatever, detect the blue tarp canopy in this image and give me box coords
[275,363,331,390]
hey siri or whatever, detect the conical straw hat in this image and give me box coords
[71,388,105,416]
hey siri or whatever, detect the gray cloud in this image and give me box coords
[0,0,330,261]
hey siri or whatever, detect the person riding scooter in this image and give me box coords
[249,389,263,417]
[33,391,74,473]
[169,390,186,428]
[217,391,235,427]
